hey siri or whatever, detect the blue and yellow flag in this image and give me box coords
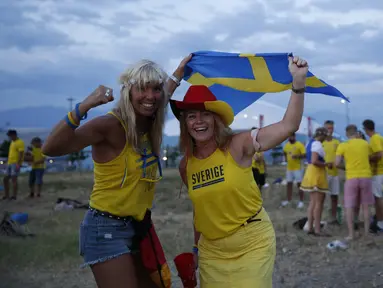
[183,51,348,114]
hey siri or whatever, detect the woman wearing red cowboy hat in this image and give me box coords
[171,56,308,287]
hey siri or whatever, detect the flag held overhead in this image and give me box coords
[183,51,348,115]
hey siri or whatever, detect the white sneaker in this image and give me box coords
[281,200,289,207]
[297,201,304,209]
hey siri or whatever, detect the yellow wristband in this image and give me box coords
[67,112,79,127]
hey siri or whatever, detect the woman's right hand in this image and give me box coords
[82,85,114,111]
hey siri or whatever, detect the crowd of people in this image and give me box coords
[277,119,383,240]
[1,52,381,288]
[2,130,46,200]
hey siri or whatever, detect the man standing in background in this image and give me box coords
[363,119,383,233]
[323,120,341,224]
[2,130,25,200]
[281,133,306,208]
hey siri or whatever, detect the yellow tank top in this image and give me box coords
[90,112,160,220]
[187,149,263,240]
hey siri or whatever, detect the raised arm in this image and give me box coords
[235,56,308,157]
[42,85,114,157]
[165,54,192,102]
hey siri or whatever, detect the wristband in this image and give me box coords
[192,246,198,254]
[65,113,78,130]
[291,85,305,94]
[67,111,79,126]
[169,74,181,86]
[75,102,88,121]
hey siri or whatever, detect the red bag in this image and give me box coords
[134,210,171,288]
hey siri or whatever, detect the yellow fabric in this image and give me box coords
[300,164,328,193]
[257,152,265,174]
[198,208,276,288]
[251,159,258,169]
[187,149,263,240]
[7,138,25,165]
[204,101,234,126]
[323,138,340,176]
[31,147,46,169]
[283,141,305,171]
[90,111,159,220]
[336,139,372,179]
[370,133,383,175]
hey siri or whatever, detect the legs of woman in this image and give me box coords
[91,254,139,288]
[313,192,325,234]
[307,192,316,232]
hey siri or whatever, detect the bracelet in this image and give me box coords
[65,113,79,130]
[169,74,181,86]
[291,85,305,94]
[67,111,79,126]
[192,246,198,254]
[75,102,88,121]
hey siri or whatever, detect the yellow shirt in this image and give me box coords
[187,149,262,240]
[323,138,340,176]
[370,133,383,176]
[7,138,25,165]
[283,141,306,171]
[336,139,372,179]
[31,147,46,169]
[90,112,159,220]
[256,152,265,174]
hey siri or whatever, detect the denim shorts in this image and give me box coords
[29,169,45,185]
[79,209,138,267]
[6,164,19,177]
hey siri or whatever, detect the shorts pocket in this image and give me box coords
[79,224,87,256]
[96,222,135,242]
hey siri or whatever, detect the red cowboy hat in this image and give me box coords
[169,85,234,126]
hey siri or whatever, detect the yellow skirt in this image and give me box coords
[198,208,276,288]
[300,164,329,193]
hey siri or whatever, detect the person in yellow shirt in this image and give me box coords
[281,133,306,208]
[362,119,383,233]
[174,55,309,287]
[335,125,374,240]
[323,120,341,224]
[42,56,191,287]
[251,147,267,189]
[26,137,46,198]
[2,130,25,200]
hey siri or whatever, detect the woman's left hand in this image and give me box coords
[288,56,309,87]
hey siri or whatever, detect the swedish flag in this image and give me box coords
[183,51,348,114]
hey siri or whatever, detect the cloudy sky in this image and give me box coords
[1,0,382,126]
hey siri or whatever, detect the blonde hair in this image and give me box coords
[179,112,233,156]
[114,59,169,155]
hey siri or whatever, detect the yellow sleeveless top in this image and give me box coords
[90,112,160,220]
[187,149,263,240]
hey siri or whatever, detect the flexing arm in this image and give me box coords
[42,85,114,156]
[234,56,308,157]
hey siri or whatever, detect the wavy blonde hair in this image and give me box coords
[113,59,169,155]
[179,111,233,156]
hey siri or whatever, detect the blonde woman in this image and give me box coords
[301,127,330,236]
[42,56,191,288]
[173,56,308,287]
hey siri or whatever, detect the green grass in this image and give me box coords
[1,168,383,288]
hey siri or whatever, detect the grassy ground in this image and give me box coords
[1,167,383,288]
